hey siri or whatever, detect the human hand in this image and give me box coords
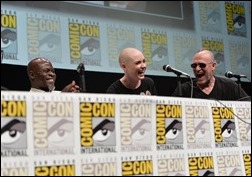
[62,80,80,92]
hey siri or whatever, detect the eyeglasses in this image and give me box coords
[190,62,212,68]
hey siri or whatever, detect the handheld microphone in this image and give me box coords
[225,71,247,79]
[163,65,190,77]
[77,63,86,93]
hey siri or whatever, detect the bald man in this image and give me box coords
[172,49,249,100]
[27,57,80,92]
[106,48,157,95]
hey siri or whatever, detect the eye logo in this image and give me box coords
[233,15,245,30]
[228,167,242,176]
[81,38,100,56]
[92,119,115,146]
[203,170,215,176]
[214,53,224,64]
[152,46,167,62]
[47,119,73,147]
[207,10,220,25]
[39,34,60,53]
[131,119,151,144]
[165,119,182,143]
[195,120,210,140]
[221,120,236,141]
[1,119,26,148]
[237,56,249,67]
[1,29,17,49]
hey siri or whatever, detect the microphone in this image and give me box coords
[225,71,247,79]
[163,65,190,77]
[77,63,86,93]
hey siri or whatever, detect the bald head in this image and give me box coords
[119,48,143,65]
[27,57,56,91]
[193,49,215,63]
[27,57,51,75]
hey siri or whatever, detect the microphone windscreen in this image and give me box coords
[224,71,232,78]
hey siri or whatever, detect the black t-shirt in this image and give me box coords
[106,77,157,95]
[172,76,249,101]
[1,86,8,90]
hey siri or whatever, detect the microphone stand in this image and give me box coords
[236,76,241,98]
[77,63,86,93]
[176,74,182,97]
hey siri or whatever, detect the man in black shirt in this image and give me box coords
[172,49,249,101]
[106,48,157,95]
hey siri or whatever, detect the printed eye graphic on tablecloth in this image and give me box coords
[92,119,115,145]
[92,119,115,146]
[47,119,73,148]
[131,119,151,145]
[1,119,26,149]
[165,119,182,144]
[221,120,236,141]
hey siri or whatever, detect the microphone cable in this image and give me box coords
[212,98,251,125]
[189,76,193,98]
[213,98,251,142]
[237,96,251,101]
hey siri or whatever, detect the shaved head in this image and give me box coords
[27,57,56,91]
[193,48,215,63]
[119,48,142,65]
[27,57,51,77]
